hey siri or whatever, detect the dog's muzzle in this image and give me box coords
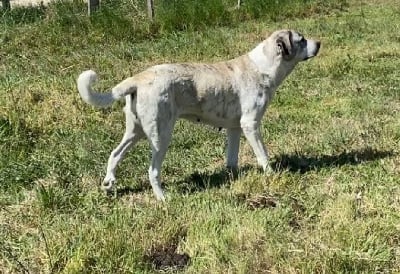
[304,40,321,60]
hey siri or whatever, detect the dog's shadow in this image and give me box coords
[177,147,394,194]
[115,147,394,196]
[272,147,394,173]
[175,166,253,194]
[114,185,144,197]
[113,169,240,197]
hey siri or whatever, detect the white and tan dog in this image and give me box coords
[77,29,320,201]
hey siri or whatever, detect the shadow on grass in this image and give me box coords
[175,165,254,194]
[113,148,394,197]
[176,148,394,194]
[272,147,394,173]
[111,168,247,197]
[112,184,148,197]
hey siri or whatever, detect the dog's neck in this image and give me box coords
[248,41,294,89]
[248,42,276,75]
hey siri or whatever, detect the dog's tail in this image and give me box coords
[77,70,137,108]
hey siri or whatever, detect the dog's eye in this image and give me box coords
[300,37,306,45]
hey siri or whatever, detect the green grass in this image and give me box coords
[1,0,400,272]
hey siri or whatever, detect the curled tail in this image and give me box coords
[77,70,137,108]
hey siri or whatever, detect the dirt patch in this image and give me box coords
[144,241,190,271]
[288,197,306,230]
[245,194,278,210]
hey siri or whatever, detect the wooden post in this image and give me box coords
[147,0,154,21]
[2,0,11,10]
[88,0,100,16]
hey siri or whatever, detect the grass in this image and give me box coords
[1,0,400,272]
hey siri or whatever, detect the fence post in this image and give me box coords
[147,0,154,21]
[2,0,11,10]
[88,0,100,16]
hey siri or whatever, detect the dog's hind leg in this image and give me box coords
[144,118,175,201]
[102,97,144,191]
[102,128,143,191]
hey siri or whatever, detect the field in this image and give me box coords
[1,0,399,273]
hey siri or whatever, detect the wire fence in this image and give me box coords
[1,0,100,14]
[1,0,244,17]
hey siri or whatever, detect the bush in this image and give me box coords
[1,0,348,41]
[156,0,233,31]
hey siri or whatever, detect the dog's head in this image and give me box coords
[270,29,320,62]
[249,30,320,77]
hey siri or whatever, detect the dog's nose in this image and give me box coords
[313,41,321,56]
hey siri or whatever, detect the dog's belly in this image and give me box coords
[180,113,240,128]
[177,90,242,128]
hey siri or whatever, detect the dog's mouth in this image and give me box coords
[303,54,317,61]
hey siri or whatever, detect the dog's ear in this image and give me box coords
[276,31,294,60]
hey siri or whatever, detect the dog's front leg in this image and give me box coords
[241,120,273,173]
[226,128,241,169]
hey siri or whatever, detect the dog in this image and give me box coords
[77,29,320,201]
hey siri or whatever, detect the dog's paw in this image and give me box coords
[157,194,166,202]
[153,188,166,202]
[263,164,274,175]
[101,177,115,192]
